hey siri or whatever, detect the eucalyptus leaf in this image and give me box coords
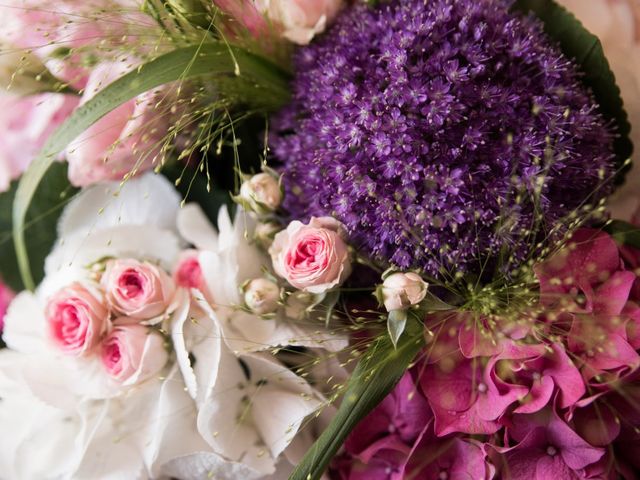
[13,43,289,290]
[387,309,408,348]
[289,319,424,480]
[512,0,633,180]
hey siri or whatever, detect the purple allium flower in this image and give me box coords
[271,0,617,278]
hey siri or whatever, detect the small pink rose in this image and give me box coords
[101,323,168,384]
[102,259,175,320]
[243,278,281,314]
[238,172,283,213]
[173,250,204,290]
[45,282,108,356]
[381,272,428,311]
[269,217,351,294]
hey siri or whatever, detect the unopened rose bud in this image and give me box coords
[381,272,428,312]
[243,278,281,315]
[237,172,283,214]
[254,221,282,249]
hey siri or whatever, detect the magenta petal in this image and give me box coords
[547,415,604,470]
[535,455,580,480]
[593,271,636,316]
[544,344,585,408]
[513,375,554,414]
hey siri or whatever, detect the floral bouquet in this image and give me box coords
[1,0,640,478]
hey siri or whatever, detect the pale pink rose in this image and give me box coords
[0,280,15,332]
[173,250,204,290]
[255,0,344,44]
[381,272,428,312]
[66,62,169,187]
[45,282,108,356]
[269,216,351,294]
[239,172,283,213]
[101,323,168,384]
[0,92,79,192]
[102,259,176,320]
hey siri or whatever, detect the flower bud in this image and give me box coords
[381,272,428,312]
[243,278,281,315]
[237,172,283,214]
[254,221,282,249]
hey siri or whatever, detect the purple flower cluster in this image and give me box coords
[271,0,616,277]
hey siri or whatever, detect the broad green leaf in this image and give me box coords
[387,309,408,348]
[289,319,424,480]
[0,163,77,292]
[513,0,633,180]
[604,220,640,249]
[13,43,290,290]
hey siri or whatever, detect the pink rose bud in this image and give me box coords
[381,272,428,312]
[45,282,108,356]
[243,278,281,315]
[269,217,352,294]
[101,324,168,385]
[238,172,283,214]
[173,250,204,290]
[102,259,176,320]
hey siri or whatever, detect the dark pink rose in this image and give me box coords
[0,279,14,332]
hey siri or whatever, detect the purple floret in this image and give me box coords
[271,0,616,278]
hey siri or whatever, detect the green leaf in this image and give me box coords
[603,220,640,249]
[387,309,408,348]
[289,319,424,480]
[0,163,78,292]
[13,43,290,290]
[513,0,633,181]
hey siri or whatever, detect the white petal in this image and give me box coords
[45,225,181,279]
[2,291,48,354]
[177,203,218,251]
[160,452,263,480]
[58,173,181,239]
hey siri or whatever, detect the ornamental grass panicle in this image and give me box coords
[271,0,617,279]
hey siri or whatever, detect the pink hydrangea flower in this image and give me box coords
[496,409,605,479]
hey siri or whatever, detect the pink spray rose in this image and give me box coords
[45,282,108,356]
[0,92,79,192]
[0,280,15,332]
[102,259,176,320]
[101,323,168,384]
[269,216,352,294]
[173,250,205,290]
[66,62,170,187]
